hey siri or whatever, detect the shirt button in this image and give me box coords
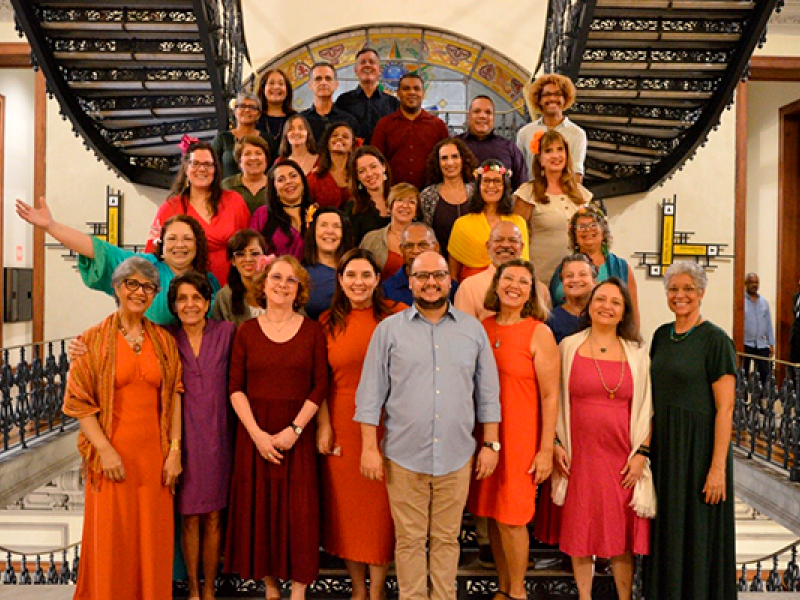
[436,366,440,371]
[435,345,439,349]
[436,414,440,419]
[435,438,439,442]
[436,390,440,394]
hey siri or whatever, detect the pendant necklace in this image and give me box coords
[589,336,626,399]
[494,317,522,348]
[670,317,702,342]
[119,322,144,354]
[264,312,295,333]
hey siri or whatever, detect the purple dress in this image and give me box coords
[172,319,237,515]
[249,206,304,259]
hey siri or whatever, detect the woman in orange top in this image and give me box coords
[63,256,183,599]
[467,259,559,600]
[317,248,406,600]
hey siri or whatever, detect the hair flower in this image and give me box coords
[529,130,546,156]
[473,163,512,179]
[256,253,277,272]
[305,203,318,227]
[178,134,200,155]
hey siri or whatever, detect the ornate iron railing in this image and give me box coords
[738,539,800,592]
[733,354,800,483]
[536,0,596,80]
[2,543,80,586]
[0,339,73,457]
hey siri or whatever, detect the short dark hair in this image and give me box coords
[311,62,337,79]
[356,47,379,61]
[234,135,271,165]
[398,72,424,87]
[469,95,494,110]
[167,271,214,320]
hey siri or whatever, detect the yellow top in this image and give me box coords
[447,213,529,268]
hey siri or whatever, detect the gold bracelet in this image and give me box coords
[169,439,181,451]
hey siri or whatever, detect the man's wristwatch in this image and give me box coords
[483,440,501,452]
[291,422,304,436]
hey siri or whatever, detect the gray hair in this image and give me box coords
[663,261,707,293]
[111,256,161,295]
[401,221,437,243]
[236,91,262,112]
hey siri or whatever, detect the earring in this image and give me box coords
[358,182,364,190]
[383,173,388,181]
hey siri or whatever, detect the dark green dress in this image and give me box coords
[646,321,737,599]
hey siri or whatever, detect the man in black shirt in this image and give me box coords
[335,48,399,144]
[302,62,358,144]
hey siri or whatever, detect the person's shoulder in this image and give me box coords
[449,305,483,328]
[700,320,733,342]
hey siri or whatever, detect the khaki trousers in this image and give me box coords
[385,459,472,600]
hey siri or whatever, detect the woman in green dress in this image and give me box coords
[646,261,737,599]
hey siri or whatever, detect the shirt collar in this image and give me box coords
[462,131,497,142]
[407,301,458,323]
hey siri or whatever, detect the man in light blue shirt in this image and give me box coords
[355,251,501,600]
[743,272,775,384]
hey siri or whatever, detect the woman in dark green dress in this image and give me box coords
[646,261,737,599]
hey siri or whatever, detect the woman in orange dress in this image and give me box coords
[63,256,183,600]
[317,248,406,600]
[467,259,559,600]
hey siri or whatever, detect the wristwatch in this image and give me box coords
[291,422,304,436]
[483,440,501,452]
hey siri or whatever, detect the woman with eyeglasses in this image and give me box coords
[646,262,736,600]
[144,141,251,287]
[225,255,328,600]
[513,129,592,285]
[317,248,406,600]
[302,207,355,320]
[16,196,219,325]
[447,159,529,281]
[359,183,419,280]
[549,205,640,326]
[63,256,183,599]
[212,229,269,326]
[213,91,277,180]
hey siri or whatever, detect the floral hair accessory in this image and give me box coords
[305,203,318,227]
[529,130,546,155]
[178,134,200,155]
[473,164,512,179]
[256,253,277,272]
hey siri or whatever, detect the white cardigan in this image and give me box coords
[552,328,656,518]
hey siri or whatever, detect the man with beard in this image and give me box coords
[355,250,501,600]
[455,221,550,321]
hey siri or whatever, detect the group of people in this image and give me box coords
[13,58,738,600]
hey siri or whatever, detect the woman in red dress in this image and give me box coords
[467,259,559,600]
[317,248,405,600]
[225,255,329,600]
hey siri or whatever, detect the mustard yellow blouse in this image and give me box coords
[447,213,529,268]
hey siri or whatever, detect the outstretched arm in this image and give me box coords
[16,196,96,258]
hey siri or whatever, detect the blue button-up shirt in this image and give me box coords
[354,304,501,476]
[744,294,775,348]
[382,268,458,306]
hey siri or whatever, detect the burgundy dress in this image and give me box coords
[173,319,236,515]
[225,318,329,584]
[559,354,649,558]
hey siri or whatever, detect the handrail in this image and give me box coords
[737,539,800,566]
[0,541,81,556]
[0,337,75,354]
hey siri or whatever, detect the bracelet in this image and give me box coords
[636,445,650,458]
[169,439,181,451]
[554,438,562,447]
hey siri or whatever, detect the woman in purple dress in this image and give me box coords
[167,272,236,600]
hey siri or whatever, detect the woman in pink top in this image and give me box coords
[145,141,250,287]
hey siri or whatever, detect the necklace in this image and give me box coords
[264,312,295,333]
[589,337,626,399]
[119,322,144,354]
[670,317,702,342]
[493,317,522,348]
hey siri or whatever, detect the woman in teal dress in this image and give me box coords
[646,261,737,599]
[15,197,219,325]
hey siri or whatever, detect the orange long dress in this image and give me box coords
[468,317,542,526]
[74,334,174,599]
[319,307,402,564]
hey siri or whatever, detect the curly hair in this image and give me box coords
[169,141,225,217]
[167,271,214,320]
[483,259,548,321]
[568,204,612,253]
[467,159,514,216]
[234,135,271,165]
[226,229,268,318]
[424,138,477,185]
[577,277,642,344]
[262,160,313,253]
[531,130,584,206]
[325,248,397,338]
[278,113,317,158]
[525,73,577,115]
[302,207,355,266]
[350,145,392,215]
[252,255,311,311]
[316,122,355,178]
[154,214,210,274]
[256,68,296,118]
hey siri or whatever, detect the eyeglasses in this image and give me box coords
[393,197,418,206]
[233,250,265,259]
[236,104,260,111]
[499,274,533,287]
[411,270,449,283]
[268,272,300,286]
[481,178,504,188]
[540,91,564,99]
[188,160,215,170]
[400,240,434,251]
[575,222,600,232]
[122,279,158,295]
[667,285,697,295]
[489,236,521,245]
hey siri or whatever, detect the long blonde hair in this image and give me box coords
[531,130,583,206]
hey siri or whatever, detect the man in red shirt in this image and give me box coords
[372,72,450,190]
